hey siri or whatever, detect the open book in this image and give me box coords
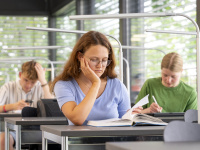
[87,113,168,127]
[87,95,168,127]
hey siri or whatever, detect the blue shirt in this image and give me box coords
[54,77,131,125]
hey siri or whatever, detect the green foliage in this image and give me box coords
[0,16,48,86]
[140,0,197,89]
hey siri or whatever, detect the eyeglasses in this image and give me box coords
[87,57,112,67]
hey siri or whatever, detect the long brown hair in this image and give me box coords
[50,31,117,92]
[161,52,183,72]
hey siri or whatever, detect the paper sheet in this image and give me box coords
[122,94,149,119]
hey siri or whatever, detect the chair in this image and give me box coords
[20,99,66,150]
[164,120,200,142]
[37,99,67,149]
[184,109,198,123]
[22,99,65,118]
[37,99,65,117]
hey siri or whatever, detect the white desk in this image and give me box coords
[40,125,165,150]
[106,141,200,150]
[4,117,68,150]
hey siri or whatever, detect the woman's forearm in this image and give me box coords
[63,82,100,125]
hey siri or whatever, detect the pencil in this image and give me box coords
[152,95,158,104]
[152,95,161,112]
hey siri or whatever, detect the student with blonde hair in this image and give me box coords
[135,52,197,113]
[51,31,132,126]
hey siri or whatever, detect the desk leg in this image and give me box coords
[15,125,21,150]
[5,121,9,150]
[61,136,68,150]
[42,131,48,150]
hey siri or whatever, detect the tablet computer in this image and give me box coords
[147,112,184,117]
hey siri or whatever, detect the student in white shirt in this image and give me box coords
[0,60,54,150]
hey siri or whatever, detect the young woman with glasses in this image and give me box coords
[50,31,135,125]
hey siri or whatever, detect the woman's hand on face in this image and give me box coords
[149,103,162,113]
[80,57,100,84]
[132,106,143,114]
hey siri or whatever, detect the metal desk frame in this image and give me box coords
[41,125,165,150]
[4,117,68,150]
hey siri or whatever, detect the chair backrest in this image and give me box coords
[164,120,200,142]
[184,109,198,123]
[22,107,37,117]
[37,99,65,117]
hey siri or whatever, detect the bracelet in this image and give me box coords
[41,83,48,87]
[3,105,7,112]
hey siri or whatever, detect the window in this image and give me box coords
[0,16,48,85]
[130,0,197,103]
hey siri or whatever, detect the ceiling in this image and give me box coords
[0,0,73,16]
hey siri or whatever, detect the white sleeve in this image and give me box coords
[0,85,8,105]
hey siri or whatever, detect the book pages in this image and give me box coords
[122,94,149,120]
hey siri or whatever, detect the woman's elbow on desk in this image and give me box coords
[63,112,87,126]
[61,103,86,126]
[66,114,86,126]
[72,120,85,126]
